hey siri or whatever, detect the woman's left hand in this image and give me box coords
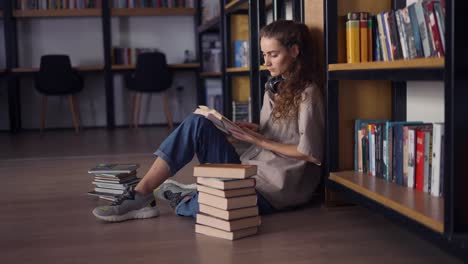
[228,128,266,146]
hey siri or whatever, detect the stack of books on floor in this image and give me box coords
[194,164,261,240]
[87,163,140,202]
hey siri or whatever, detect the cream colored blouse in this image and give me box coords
[240,85,325,209]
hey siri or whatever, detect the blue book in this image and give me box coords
[383,121,423,181]
[234,41,249,67]
[408,3,424,57]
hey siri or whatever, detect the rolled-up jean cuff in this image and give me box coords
[154,149,176,176]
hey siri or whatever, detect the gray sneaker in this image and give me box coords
[154,179,197,208]
[92,186,159,222]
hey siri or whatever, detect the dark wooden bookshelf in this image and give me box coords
[325,0,468,258]
[199,72,222,78]
[329,171,444,233]
[111,8,196,16]
[13,9,101,17]
[225,0,248,14]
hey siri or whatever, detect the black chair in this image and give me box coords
[34,55,83,134]
[125,51,174,129]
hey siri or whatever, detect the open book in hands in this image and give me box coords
[194,105,247,138]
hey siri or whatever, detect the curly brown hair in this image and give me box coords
[260,20,322,121]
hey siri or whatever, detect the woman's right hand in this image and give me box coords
[235,122,259,132]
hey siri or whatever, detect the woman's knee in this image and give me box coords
[184,113,211,127]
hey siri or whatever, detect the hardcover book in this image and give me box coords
[196,184,256,198]
[194,105,247,138]
[198,192,257,210]
[196,214,261,232]
[195,224,258,240]
[196,177,256,190]
[88,163,139,174]
[193,164,257,179]
[199,203,259,220]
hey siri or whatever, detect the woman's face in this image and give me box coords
[260,37,297,77]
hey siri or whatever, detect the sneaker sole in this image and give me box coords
[154,179,197,201]
[93,206,160,222]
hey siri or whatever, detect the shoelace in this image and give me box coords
[164,191,183,208]
[111,188,135,206]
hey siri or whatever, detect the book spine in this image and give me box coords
[427,1,444,57]
[431,123,443,197]
[360,12,369,62]
[415,130,425,191]
[346,12,360,63]
[414,1,433,57]
[395,9,409,59]
[408,3,424,58]
[376,12,389,61]
[367,18,373,62]
[407,128,416,188]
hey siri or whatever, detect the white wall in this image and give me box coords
[406,81,444,122]
[10,15,197,130]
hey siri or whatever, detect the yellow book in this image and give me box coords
[346,13,360,63]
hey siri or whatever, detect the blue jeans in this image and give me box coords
[155,114,275,217]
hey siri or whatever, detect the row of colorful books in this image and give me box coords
[111,0,194,8]
[16,0,101,10]
[354,120,444,197]
[232,100,251,123]
[87,163,140,202]
[193,164,261,241]
[346,0,445,63]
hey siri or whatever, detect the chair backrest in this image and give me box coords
[35,55,82,95]
[133,52,173,92]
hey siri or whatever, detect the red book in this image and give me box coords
[415,130,425,191]
[424,0,444,56]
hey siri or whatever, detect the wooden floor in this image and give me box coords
[0,128,462,264]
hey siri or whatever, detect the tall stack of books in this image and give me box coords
[87,163,140,202]
[194,164,261,240]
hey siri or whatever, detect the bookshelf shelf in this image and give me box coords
[226,67,249,73]
[328,58,444,81]
[12,65,104,73]
[329,171,444,233]
[13,9,101,18]
[111,8,196,16]
[200,72,222,78]
[111,63,199,71]
[198,16,221,33]
[226,66,267,73]
[328,58,444,71]
[225,0,249,14]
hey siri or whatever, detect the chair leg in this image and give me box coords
[135,93,142,129]
[67,95,80,134]
[130,92,136,128]
[162,92,174,130]
[40,96,48,132]
[73,96,81,131]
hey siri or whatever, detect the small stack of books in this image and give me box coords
[194,164,261,240]
[87,163,140,202]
